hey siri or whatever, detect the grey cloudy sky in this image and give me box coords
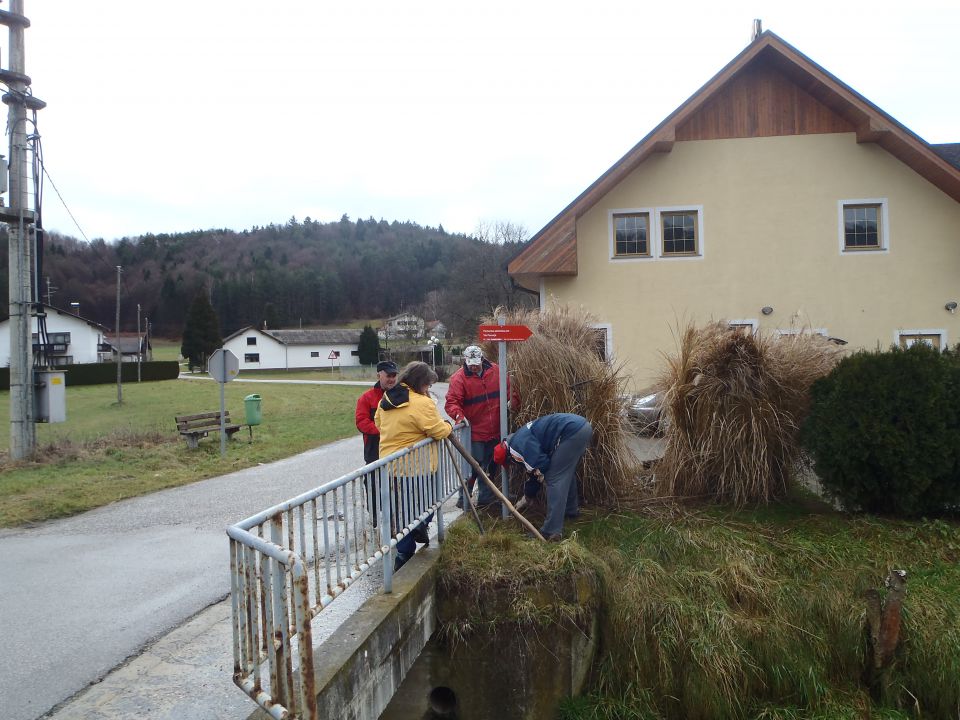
[21,1,960,242]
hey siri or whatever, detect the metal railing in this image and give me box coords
[227,424,467,720]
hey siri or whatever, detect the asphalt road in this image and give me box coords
[0,381,450,720]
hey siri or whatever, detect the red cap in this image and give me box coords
[493,440,508,466]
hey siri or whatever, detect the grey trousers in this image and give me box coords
[541,421,593,537]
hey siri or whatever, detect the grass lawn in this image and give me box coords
[0,379,363,527]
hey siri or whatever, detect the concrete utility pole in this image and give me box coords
[136,303,141,382]
[45,275,56,305]
[3,0,45,460]
[115,265,122,404]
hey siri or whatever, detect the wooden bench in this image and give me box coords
[175,411,242,449]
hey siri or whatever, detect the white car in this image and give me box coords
[626,392,663,434]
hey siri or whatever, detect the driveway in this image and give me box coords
[0,381,449,720]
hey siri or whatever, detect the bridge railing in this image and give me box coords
[226,423,468,720]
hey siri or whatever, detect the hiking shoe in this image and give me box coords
[412,526,430,546]
[455,496,464,509]
[545,533,563,543]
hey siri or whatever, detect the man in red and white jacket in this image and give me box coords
[355,360,399,464]
[445,345,513,508]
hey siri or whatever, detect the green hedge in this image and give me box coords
[0,361,180,390]
[801,343,960,517]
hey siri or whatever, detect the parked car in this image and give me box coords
[626,392,663,435]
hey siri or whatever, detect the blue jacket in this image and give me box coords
[505,413,589,473]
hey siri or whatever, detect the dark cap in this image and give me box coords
[377,360,398,373]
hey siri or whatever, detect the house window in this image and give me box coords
[310,351,319,358]
[840,199,888,253]
[589,324,612,362]
[898,332,943,350]
[612,212,650,257]
[728,320,757,335]
[244,353,260,363]
[661,211,699,255]
[246,337,257,346]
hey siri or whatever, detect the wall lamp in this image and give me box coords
[761,306,774,315]
[945,301,958,314]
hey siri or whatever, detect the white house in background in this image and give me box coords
[379,312,424,340]
[223,327,363,370]
[0,304,109,367]
[426,320,448,339]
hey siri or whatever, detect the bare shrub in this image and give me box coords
[656,322,842,506]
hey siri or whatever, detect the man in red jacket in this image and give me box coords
[445,345,510,509]
[356,360,398,464]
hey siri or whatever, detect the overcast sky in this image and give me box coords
[20,1,960,243]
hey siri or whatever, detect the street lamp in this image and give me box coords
[428,335,439,370]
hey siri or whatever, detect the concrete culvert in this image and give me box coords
[427,686,458,716]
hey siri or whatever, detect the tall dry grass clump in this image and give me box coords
[481,304,638,505]
[656,322,842,506]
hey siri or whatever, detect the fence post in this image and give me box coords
[291,559,318,720]
[269,515,293,710]
[380,466,394,593]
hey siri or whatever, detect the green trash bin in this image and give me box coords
[244,394,262,426]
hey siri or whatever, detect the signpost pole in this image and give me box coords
[220,351,227,458]
[497,316,509,519]
[208,348,239,458]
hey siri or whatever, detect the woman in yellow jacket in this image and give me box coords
[375,361,451,569]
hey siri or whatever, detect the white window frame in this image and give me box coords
[656,205,705,260]
[895,328,946,350]
[839,198,889,255]
[608,205,705,262]
[728,319,758,334]
[608,208,655,261]
[589,323,614,362]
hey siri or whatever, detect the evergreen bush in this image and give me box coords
[0,361,180,389]
[802,343,960,516]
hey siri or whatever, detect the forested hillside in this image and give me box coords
[0,216,536,337]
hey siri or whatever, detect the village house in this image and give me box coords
[508,31,960,389]
[222,326,363,370]
[379,312,424,341]
[0,304,110,367]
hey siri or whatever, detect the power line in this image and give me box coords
[39,164,89,243]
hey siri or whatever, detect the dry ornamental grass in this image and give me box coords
[482,304,639,506]
[656,322,842,506]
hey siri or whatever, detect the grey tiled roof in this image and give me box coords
[266,329,362,345]
[932,143,960,170]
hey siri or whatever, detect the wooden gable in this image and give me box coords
[677,62,855,141]
[509,32,960,282]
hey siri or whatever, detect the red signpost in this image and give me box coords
[478,322,533,518]
[477,324,533,342]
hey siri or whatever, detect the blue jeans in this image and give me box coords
[471,438,498,505]
[395,512,433,567]
[541,421,593,537]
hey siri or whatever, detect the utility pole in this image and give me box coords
[136,303,141,382]
[115,265,122,404]
[3,1,45,460]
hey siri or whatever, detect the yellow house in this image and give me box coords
[508,31,960,391]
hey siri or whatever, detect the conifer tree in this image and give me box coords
[357,325,380,366]
[181,290,223,371]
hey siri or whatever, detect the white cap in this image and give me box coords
[463,345,483,366]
